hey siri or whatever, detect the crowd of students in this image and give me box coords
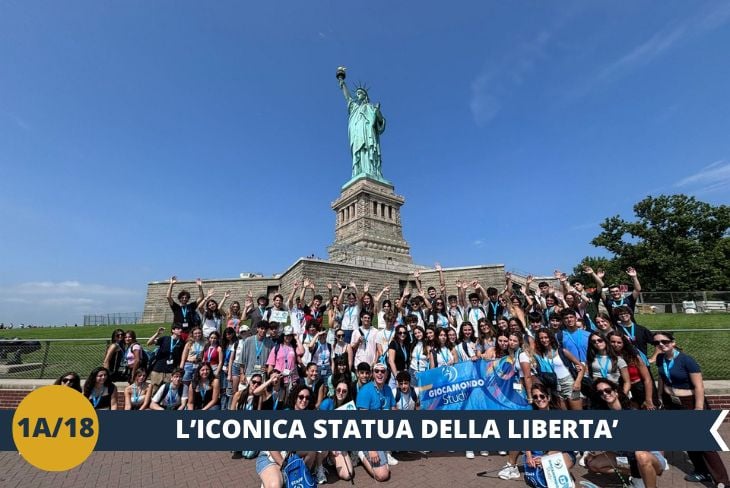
[55,268,727,488]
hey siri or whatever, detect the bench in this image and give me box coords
[697,301,729,313]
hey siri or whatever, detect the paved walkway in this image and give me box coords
[1,425,728,488]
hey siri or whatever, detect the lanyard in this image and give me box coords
[361,328,371,345]
[489,301,499,318]
[620,323,636,341]
[597,355,611,378]
[193,342,203,355]
[181,306,188,320]
[662,351,679,384]
[537,351,555,373]
[170,338,179,354]
[199,381,209,401]
[513,348,521,373]
[399,343,408,362]
[132,384,143,404]
[384,328,394,344]
[375,385,386,409]
[90,388,103,408]
[545,306,553,321]
[255,338,263,362]
[471,308,481,323]
[612,298,625,308]
[400,389,410,410]
[166,386,178,407]
[439,348,450,365]
[206,346,215,363]
[273,390,281,410]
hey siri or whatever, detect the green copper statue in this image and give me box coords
[336,67,389,186]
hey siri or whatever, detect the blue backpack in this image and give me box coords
[282,452,316,488]
[524,451,548,488]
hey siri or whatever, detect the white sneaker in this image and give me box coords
[466,451,475,459]
[498,464,520,480]
[578,451,590,467]
[316,465,327,485]
[480,451,490,457]
[386,452,398,465]
[357,451,366,464]
[498,451,507,455]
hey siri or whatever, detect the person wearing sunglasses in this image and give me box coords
[319,379,357,482]
[102,329,127,382]
[356,362,398,469]
[53,371,81,392]
[607,332,655,410]
[518,384,577,485]
[229,372,262,411]
[387,324,411,388]
[285,384,329,484]
[654,331,729,486]
[586,331,630,398]
[585,378,668,488]
[331,328,353,371]
[326,356,356,399]
[253,370,286,411]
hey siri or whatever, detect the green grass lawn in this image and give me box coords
[1,314,728,380]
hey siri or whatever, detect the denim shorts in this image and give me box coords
[230,362,241,377]
[256,452,278,475]
[363,450,388,468]
[650,451,669,471]
[183,362,198,382]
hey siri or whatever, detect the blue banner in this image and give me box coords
[415,358,531,410]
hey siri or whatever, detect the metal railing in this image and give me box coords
[1,328,729,380]
[83,313,143,326]
[637,291,730,313]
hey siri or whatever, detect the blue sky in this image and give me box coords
[1,1,729,325]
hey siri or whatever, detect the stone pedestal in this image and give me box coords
[328,177,412,266]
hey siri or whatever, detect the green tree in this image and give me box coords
[575,195,730,291]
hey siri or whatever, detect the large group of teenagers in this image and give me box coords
[54,266,727,488]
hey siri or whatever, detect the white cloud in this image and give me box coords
[674,160,730,194]
[0,281,144,326]
[469,30,552,126]
[586,4,730,92]
[472,239,485,247]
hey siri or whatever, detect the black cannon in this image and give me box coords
[0,339,42,365]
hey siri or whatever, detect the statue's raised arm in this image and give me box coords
[335,66,387,184]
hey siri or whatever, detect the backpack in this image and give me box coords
[524,451,552,488]
[394,387,418,409]
[282,452,316,488]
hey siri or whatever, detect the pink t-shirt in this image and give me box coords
[125,343,141,366]
[266,344,298,381]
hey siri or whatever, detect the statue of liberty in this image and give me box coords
[336,67,389,185]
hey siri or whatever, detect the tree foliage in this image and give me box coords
[574,195,730,291]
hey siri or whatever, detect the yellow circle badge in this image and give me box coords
[12,385,99,471]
